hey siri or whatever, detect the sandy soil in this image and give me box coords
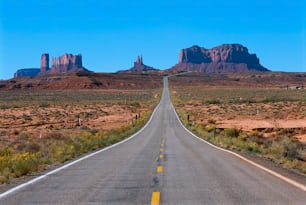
[182,101,306,142]
[216,119,306,129]
[0,102,149,146]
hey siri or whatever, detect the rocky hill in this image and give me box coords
[118,56,158,73]
[169,44,269,73]
[0,73,162,90]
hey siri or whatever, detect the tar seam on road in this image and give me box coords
[170,101,306,192]
[0,100,162,200]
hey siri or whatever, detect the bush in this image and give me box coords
[207,119,216,124]
[281,138,303,160]
[204,99,221,105]
[25,142,41,153]
[247,142,261,153]
[205,124,215,132]
[11,152,41,177]
[223,128,239,138]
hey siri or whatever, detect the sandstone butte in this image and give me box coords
[169,44,269,73]
[14,53,89,77]
[13,44,270,77]
[40,53,89,75]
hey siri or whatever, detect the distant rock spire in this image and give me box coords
[135,55,143,65]
[118,55,158,73]
[40,53,50,73]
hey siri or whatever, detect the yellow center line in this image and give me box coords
[160,148,163,152]
[157,166,163,173]
[159,154,164,159]
[151,192,160,205]
[160,143,164,147]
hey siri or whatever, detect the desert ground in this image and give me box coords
[169,73,306,174]
[0,73,162,184]
[0,71,305,183]
[169,73,306,139]
[0,89,160,141]
[171,87,306,142]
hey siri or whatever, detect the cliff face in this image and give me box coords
[171,44,269,72]
[51,53,83,72]
[118,55,158,73]
[40,53,88,75]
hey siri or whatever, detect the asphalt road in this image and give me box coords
[1,77,305,205]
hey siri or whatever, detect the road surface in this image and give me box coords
[1,77,305,205]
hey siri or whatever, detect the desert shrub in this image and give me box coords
[22,114,32,121]
[282,159,306,174]
[223,128,239,138]
[248,134,268,147]
[249,130,261,137]
[277,128,294,137]
[230,137,247,151]
[48,131,64,140]
[281,137,303,160]
[25,142,41,153]
[0,167,10,184]
[207,118,216,124]
[16,143,27,152]
[238,133,248,141]
[205,124,215,132]
[129,102,141,108]
[204,99,220,105]
[269,142,285,160]
[11,152,41,177]
[247,142,261,153]
[39,102,50,108]
[50,143,76,163]
[0,147,13,156]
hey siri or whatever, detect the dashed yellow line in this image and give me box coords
[159,154,164,159]
[151,192,160,205]
[157,166,163,173]
[160,148,163,152]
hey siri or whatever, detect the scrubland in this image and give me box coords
[170,85,306,174]
[0,89,161,183]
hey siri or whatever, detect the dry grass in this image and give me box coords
[170,85,306,174]
[0,89,161,183]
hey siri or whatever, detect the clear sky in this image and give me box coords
[0,0,305,79]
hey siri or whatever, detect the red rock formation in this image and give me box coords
[118,55,158,73]
[135,55,143,65]
[40,53,50,74]
[171,44,269,73]
[40,53,89,75]
[51,53,83,73]
[14,68,40,78]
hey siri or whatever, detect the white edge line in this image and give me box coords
[0,101,162,199]
[171,103,306,192]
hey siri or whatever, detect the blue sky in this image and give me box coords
[0,0,305,79]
